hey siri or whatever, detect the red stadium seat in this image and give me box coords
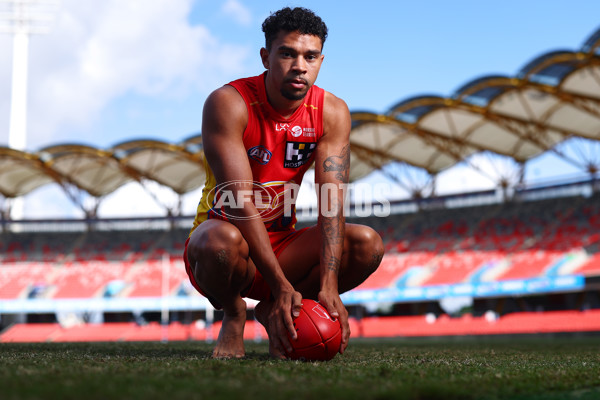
[51,322,137,342]
[573,253,600,275]
[124,260,188,298]
[121,321,191,342]
[495,250,561,281]
[0,323,61,343]
[0,263,50,299]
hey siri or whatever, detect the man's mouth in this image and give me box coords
[286,78,308,89]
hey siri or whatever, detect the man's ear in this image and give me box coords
[260,47,269,69]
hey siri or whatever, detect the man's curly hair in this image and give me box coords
[262,7,328,51]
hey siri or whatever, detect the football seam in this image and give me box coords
[291,309,324,351]
[305,309,325,342]
[307,305,341,342]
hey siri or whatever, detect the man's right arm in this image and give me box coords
[201,86,302,354]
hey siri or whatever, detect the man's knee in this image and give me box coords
[190,222,243,256]
[187,222,248,281]
[347,224,384,275]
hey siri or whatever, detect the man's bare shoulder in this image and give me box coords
[205,85,247,114]
[203,85,248,135]
[322,90,351,137]
[323,90,349,113]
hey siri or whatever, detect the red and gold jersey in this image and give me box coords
[191,72,325,235]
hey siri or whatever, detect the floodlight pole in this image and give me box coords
[1,0,54,220]
[2,0,55,149]
[8,23,28,150]
[1,0,54,150]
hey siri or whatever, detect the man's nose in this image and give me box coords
[292,56,307,73]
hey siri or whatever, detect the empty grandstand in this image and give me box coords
[1,184,599,342]
[1,26,600,342]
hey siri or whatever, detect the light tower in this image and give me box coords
[1,0,54,150]
[1,0,54,220]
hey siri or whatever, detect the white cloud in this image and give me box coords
[0,0,256,219]
[435,153,519,195]
[98,181,177,218]
[435,163,496,195]
[22,185,85,219]
[97,181,204,219]
[221,0,252,26]
[0,0,250,150]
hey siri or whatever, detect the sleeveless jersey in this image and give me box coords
[191,72,325,234]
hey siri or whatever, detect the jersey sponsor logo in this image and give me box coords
[248,145,272,165]
[290,125,303,137]
[284,141,316,168]
[302,127,316,137]
[276,123,316,138]
[275,123,290,132]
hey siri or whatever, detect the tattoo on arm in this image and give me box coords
[326,256,341,274]
[319,144,349,276]
[320,213,344,246]
[320,215,344,275]
[323,144,350,182]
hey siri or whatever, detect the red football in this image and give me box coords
[286,299,342,361]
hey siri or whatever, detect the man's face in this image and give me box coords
[261,30,324,101]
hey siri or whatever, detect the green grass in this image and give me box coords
[1,337,600,400]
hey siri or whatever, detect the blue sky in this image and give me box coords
[0,0,599,217]
[87,1,600,146]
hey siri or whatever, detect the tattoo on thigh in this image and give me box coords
[215,249,229,266]
[369,250,383,270]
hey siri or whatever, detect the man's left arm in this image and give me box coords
[314,91,351,353]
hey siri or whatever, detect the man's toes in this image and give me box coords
[212,351,246,359]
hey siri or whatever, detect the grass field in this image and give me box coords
[2,336,600,400]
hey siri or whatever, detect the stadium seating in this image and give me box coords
[0,263,49,299]
[2,193,600,341]
[1,195,598,300]
[356,252,436,290]
[419,250,493,286]
[123,260,189,298]
[50,261,129,299]
[52,322,139,342]
[493,250,561,281]
[0,323,62,343]
[3,310,600,342]
[575,253,600,276]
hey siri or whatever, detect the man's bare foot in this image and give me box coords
[212,297,246,359]
[255,300,287,360]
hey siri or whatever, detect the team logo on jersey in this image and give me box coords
[284,141,316,168]
[248,145,272,165]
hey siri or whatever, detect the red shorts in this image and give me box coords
[183,227,309,308]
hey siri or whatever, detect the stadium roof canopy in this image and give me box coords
[1,27,600,216]
[349,27,600,181]
[0,135,205,216]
